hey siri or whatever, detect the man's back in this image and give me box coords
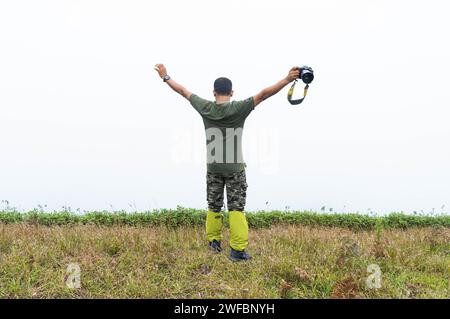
[189,94,254,174]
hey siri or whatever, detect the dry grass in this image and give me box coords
[0,224,448,298]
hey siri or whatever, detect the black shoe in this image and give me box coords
[208,240,222,253]
[229,248,252,262]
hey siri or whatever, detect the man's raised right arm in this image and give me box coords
[252,67,300,107]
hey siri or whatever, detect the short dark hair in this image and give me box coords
[214,77,232,95]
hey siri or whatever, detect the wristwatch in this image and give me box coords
[163,75,171,82]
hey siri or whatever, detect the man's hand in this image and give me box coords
[154,63,192,100]
[286,66,300,82]
[253,66,300,107]
[154,64,168,78]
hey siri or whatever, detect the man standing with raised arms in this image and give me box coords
[154,64,300,261]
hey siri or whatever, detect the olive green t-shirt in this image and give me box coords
[189,94,255,173]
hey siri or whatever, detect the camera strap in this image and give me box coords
[287,79,309,105]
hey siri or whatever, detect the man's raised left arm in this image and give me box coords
[154,64,192,100]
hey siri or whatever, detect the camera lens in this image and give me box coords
[301,70,314,84]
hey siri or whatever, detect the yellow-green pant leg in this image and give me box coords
[229,210,248,251]
[206,211,223,242]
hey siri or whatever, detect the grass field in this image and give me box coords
[0,209,449,298]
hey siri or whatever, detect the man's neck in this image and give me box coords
[215,96,231,104]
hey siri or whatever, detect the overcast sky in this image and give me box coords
[0,0,449,214]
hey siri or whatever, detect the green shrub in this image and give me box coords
[0,208,448,230]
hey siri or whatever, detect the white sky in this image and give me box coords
[0,0,449,214]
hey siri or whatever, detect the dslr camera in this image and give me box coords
[298,66,314,84]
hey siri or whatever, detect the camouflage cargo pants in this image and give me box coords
[206,170,248,212]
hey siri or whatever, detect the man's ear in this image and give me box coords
[213,90,217,97]
[230,90,234,97]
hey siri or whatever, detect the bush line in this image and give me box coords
[0,208,449,230]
